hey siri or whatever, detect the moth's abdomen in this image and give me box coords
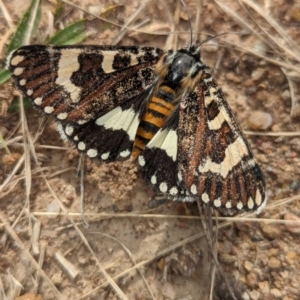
[132,85,176,160]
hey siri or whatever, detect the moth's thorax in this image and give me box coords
[155,49,207,92]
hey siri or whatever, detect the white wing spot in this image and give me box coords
[101,152,110,160]
[87,149,98,158]
[202,193,210,203]
[255,189,262,206]
[73,136,79,141]
[78,142,86,150]
[44,106,54,114]
[34,97,42,105]
[247,197,254,209]
[190,184,197,195]
[159,182,168,193]
[77,119,88,125]
[10,55,25,66]
[213,198,222,207]
[14,67,24,75]
[19,79,26,86]
[57,112,68,120]
[138,155,146,167]
[225,201,232,208]
[151,175,157,184]
[120,149,130,158]
[27,89,33,96]
[169,187,178,195]
[65,125,74,136]
[237,201,243,210]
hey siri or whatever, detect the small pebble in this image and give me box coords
[260,224,282,239]
[290,181,299,192]
[47,200,60,216]
[270,288,282,299]
[246,272,257,288]
[249,290,260,300]
[252,40,267,57]
[226,72,242,83]
[242,292,250,300]
[258,281,270,293]
[203,40,219,52]
[52,273,63,286]
[64,184,76,201]
[291,103,300,120]
[268,257,281,270]
[269,67,286,85]
[281,90,291,101]
[247,111,272,130]
[161,281,176,299]
[244,261,254,272]
[251,67,268,82]
[0,126,8,137]
[289,5,300,22]
[285,251,298,264]
[284,213,300,234]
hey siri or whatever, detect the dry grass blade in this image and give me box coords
[0,155,25,194]
[111,0,152,45]
[0,273,7,300]
[20,96,31,212]
[0,28,14,54]
[213,0,255,32]
[91,232,156,300]
[30,210,300,226]
[164,0,176,49]
[41,176,129,300]
[241,0,300,57]
[76,228,207,300]
[283,69,300,119]
[0,212,63,299]
[78,154,89,228]
[0,0,13,28]
[244,130,300,136]
[33,245,45,294]
[194,0,202,39]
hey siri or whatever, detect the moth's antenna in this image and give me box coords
[200,32,228,45]
[196,32,229,51]
[180,0,193,47]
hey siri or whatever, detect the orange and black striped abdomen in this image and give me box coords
[132,85,176,160]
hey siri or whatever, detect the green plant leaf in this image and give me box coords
[6,0,42,55]
[0,69,11,85]
[47,19,89,45]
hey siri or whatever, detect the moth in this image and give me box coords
[8,43,266,214]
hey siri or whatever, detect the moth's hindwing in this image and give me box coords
[9,45,164,161]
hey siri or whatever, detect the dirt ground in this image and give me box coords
[1,0,300,299]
